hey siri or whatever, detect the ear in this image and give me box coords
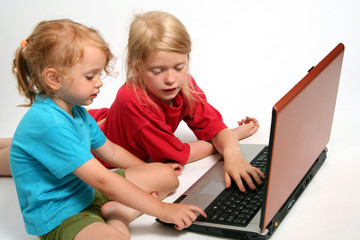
[44,68,60,91]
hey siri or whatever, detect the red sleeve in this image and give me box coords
[184,77,227,141]
[88,108,109,124]
[133,124,191,164]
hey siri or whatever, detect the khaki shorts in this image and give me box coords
[39,169,125,240]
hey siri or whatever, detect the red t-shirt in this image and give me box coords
[89,75,227,167]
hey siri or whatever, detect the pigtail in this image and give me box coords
[12,40,36,107]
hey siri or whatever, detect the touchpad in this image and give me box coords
[200,180,225,195]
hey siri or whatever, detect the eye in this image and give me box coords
[86,75,95,80]
[151,68,163,75]
[175,64,185,71]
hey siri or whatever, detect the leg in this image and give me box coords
[100,163,179,230]
[0,138,12,176]
[125,162,179,199]
[74,222,129,240]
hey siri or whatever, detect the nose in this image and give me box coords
[95,76,103,88]
[164,70,176,86]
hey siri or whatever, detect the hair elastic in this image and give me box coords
[20,40,28,48]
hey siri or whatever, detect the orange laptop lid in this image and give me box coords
[261,43,344,231]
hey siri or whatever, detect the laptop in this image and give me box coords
[157,43,344,239]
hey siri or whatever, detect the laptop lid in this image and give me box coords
[260,43,344,231]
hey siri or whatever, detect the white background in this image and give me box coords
[1,0,359,240]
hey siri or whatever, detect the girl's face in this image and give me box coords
[55,45,106,115]
[139,50,188,106]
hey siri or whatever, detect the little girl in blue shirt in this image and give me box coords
[9,19,205,240]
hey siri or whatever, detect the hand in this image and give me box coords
[231,117,259,140]
[223,149,265,192]
[166,162,183,176]
[158,203,207,230]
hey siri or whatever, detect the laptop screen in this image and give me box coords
[261,43,344,231]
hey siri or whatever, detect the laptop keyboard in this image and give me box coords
[196,147,268,227]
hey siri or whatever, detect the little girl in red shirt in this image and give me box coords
[89,11,265,192]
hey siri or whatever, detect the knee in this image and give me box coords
[153,162,180,191]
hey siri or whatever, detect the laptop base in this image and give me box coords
[187,147,327,240]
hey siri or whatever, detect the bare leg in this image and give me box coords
[100,163,179,232]
[125,162,179,200]
[74,221,129,240]
[0,138,12,176]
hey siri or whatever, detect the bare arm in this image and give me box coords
[0,138,12,176]
[186,117,259,164]
[187,140,217,163]
[92,139,145,169]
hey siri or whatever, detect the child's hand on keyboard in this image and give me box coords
[223,147,265,192]
[212,125,265,193]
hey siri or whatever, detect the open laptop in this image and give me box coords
[157,43,344,239]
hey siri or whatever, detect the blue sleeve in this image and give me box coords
[31,106,106,179]
[78,106,107,149]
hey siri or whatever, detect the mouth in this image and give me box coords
[163,87,177,94]
[91,91,100,99]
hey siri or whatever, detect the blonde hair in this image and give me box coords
[12,19,114,106]
[126,11,201,115]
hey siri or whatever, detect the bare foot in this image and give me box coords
[231,117,259,140]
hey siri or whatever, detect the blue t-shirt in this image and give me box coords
[10,95,106,236]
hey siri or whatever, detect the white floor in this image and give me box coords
[1,132,359,240]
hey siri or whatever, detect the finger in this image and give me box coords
[237,120,244,126]
[181,215,192,228]
[224,171,232,189]
[174,220,185,231]
[232,174,247,192]
[255,167,266,179]
[250,169,263,185]
[178,164,184,170]
[171,163,183,176]
[190,205,207,218]
[175,167,183,176]
[252,118,260,128]
[178,164,184,171]
[241,172,257,191]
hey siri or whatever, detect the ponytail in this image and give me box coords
[12,41,37,107]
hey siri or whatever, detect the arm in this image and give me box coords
[211,128,265,192]
[187,140,217,163]
[92,139,145,169]
[73,158,206,230]
[0,138,12,176]
[186,117,259,164]
[95,138,185,176]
